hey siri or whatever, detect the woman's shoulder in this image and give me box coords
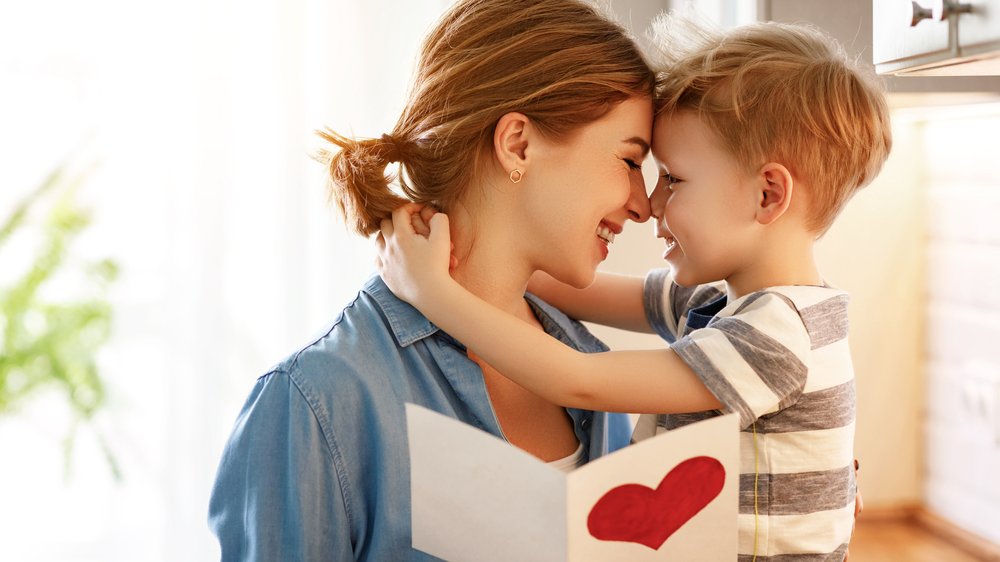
[270,277,408,378]
[235,278,421,430]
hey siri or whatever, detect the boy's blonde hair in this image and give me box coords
[651,16,892,233]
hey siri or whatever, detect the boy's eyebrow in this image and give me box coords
[622,137,650,156]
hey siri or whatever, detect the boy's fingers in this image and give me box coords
[375,231,386,251]
[419,204,437,225]
[412,212,430,237]
[379,218,393,238]
[392,203,423,234]
[412,204,439,237]
[427,212,450,244]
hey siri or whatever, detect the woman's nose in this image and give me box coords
[625,174,652,223]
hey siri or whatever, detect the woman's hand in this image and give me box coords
[375,203,456,307]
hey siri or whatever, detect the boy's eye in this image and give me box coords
[662,172,682,189]
[625,159,642,171]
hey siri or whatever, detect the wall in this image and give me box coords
[815,114,927,509]
[920,103,1000,543]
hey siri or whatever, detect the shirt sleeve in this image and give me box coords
[669,292,811,429]
[643,268,682,342]
[208,371,354,561]
[643,270,726,342]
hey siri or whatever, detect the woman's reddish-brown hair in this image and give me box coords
[318,0,654,236]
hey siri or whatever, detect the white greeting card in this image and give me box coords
[406,404,738,561]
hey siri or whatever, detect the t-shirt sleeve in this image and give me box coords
[669,292,811,429]
[643,269,724,343]
[643,269,685,342]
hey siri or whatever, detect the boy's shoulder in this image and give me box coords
[728,284,847,314]
[720,285,849,349]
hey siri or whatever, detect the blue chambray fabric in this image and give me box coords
[208,275,630,561]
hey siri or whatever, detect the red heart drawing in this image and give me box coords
[586,455,725,550]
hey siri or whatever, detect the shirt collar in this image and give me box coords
[362,274,608,353]
[363,275,440,348]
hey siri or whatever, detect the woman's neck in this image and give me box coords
[446,203,537,322]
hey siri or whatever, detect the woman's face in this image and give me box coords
[523,96,654,288]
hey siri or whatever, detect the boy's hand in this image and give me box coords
[409,203,438,238]
[375,203,455,306]
[844,459,863,561]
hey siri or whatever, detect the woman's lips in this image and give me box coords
[596,223,616,244]
[596,223,617,260]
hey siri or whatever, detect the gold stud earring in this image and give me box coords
[509,169,523,183]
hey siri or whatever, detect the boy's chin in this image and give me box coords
[669,268,707,288]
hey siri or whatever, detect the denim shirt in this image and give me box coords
[208,275,631,561]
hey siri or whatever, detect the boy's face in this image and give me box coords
[648,111,759,287]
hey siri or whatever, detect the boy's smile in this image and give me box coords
[661,234,678,258]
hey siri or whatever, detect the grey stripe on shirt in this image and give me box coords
[738,544,849,562]
[739,465,856,515]
[800,294,850,349]
[757,381,856,433]
[714,317,808,410]
[671,338,757,428]
[643,269,676,342]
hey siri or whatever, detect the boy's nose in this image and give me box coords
[648,179,669,219]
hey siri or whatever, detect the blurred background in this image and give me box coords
[1,0,998,560]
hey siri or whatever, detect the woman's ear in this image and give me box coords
[493,112,531,174]
[755,162,794,225]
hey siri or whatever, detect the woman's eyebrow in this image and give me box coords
[622,137,650,156]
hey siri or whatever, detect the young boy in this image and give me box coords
[377,17,891,561]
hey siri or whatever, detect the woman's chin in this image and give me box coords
[551,269,597,291]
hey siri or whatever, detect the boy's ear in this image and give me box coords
[755,162,794,225]
[493,112,531,174]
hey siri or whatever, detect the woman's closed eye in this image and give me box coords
[662,172,682,189]
[624,158,642,171]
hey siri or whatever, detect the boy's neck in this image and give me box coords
[724,236,823,302]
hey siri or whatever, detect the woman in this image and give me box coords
[208,0,655,559]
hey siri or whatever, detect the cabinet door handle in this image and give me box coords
[910,0,974,27]
[908,0,934,26]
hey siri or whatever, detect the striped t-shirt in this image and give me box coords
[634,269,856,561]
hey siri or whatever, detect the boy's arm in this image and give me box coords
[527,271,654,333]
[420,279,720,413]
[376,205,720,414]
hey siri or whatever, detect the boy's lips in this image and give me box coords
[661,231,678,259]
[663,238,677,258]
